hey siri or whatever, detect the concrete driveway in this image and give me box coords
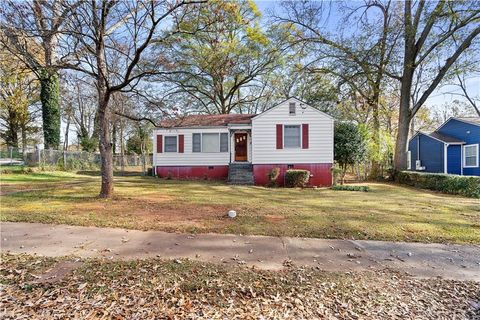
[1,222,479,281]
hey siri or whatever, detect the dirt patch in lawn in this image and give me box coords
[66,197,233,232]
[264,214,287,223]
[31,261,83,285]
[0,180,94,196]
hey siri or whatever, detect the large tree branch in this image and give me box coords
[411,26,480,116]
[414,0,445,54]
[456,73,480,116]
[113,110,159,126]
[109,0,206,92]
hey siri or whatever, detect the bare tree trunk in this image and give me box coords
[63,116,70,168]
[340,164,346,185]
[112,121,117,154]
[394,2,415,174]
[394,75,413,172]
[409,116,415,137]
[64,116,70,151]
[120,119,125,174]
[98,94,113,198]
[369,95,382,179]
[21,125,27,156]
[96,28,114,198]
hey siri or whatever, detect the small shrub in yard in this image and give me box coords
[331,185,370,192]
[331,167,342,186]
[396,171,480,198]
[285,169,310,188]
[267,167,280,187]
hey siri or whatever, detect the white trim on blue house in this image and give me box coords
[408,131,464,145]
[463,144,479,168]
[436,117,480,132]
[444,144,448,174]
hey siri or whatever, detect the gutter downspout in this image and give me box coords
[416,135,420,170]
[152,131,157,177]
[444,143,449,174]
[461,145,464,176]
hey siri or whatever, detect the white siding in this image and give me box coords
[153,127,230,166]
[251,98,334,164]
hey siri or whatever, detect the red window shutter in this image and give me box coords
[302,124,309,149]
[156,135,163,153]
[276,124,283,149]
[178,135,184,153]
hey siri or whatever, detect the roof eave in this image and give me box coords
[409,131,465,144]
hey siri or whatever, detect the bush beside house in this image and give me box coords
[396,171,480,198]
[285,169,310,187]
[267,167,281,187]
[331,185,370,192]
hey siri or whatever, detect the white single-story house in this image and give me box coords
[152,97,334,186]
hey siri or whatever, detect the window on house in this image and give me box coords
[284,125,301,148]
[202,133,219,152]
[464,144,479,167]
[192,133,201,152]
[407,151,411,170]
[220,133,229,152]
[164,136,177,152]
[192,133,229,153]
[289,102,296,115]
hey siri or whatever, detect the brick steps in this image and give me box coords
[228,163,254,185]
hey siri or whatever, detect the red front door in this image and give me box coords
[234,133,248,162]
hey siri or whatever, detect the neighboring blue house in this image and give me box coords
[408,117,480,176]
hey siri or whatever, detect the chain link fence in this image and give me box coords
[0,147,152,175]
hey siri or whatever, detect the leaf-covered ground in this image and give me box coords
[1,170,479,244]
[1,254,479,319]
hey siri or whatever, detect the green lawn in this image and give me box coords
[1,170,479,243]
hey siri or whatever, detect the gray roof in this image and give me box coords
[429,132,465,144]
[454,117,480,126]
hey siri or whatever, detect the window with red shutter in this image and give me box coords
[156,135,163,153]
[178,135,184,153]
[302,124,309,149]
[276,124,283,149]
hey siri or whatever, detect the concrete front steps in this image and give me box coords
[228,163,254,185]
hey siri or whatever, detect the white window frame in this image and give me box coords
[164,135,178,153]
[193,132,229,153]
[192,133,201,152]
[283,124,302,149]
[220,133,229,152]
[463,144,479,168]
[407,151,411,170]
[289,102,296,116]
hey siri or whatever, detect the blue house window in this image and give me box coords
[464,144,479,167]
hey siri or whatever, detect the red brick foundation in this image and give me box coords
[155,166,229,180]
[253,163,332,187]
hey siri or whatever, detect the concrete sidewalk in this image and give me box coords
[1,222,479,281]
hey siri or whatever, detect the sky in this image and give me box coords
[57,0,479,149]
[255,0,480,115]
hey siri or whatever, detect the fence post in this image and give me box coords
[63,150,67,170]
